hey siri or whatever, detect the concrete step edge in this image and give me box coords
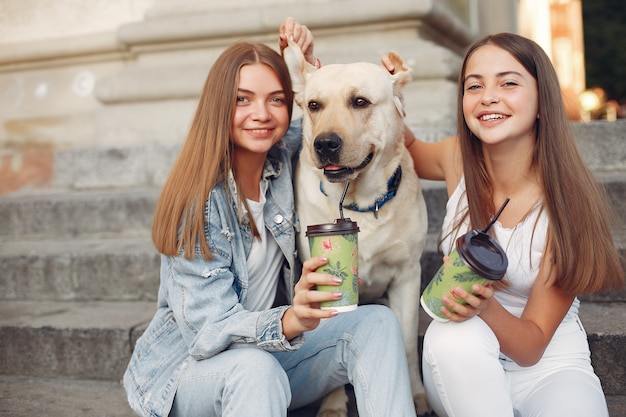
[1,374,624,417]
[0,236,156,255]
[2,174,625,240]
[0,238,161,302]
[49,120,626,190]
[0,300,624,395]
[0,300,155,381]
[1,173,625,241]
[0,187,159,241]
[0,376,135,417]
[1,235,624,303]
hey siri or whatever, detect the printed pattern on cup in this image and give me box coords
[309,233,359,309]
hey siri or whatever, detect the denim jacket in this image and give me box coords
[124,120,303,417]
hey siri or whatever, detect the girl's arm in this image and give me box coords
[404,126,462,195]
[385,50,461,190]
[479,264,575,366]
[445,257,575,366]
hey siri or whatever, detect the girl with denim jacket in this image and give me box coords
[123,18,416,417]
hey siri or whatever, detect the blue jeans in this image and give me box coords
[169,305,416,417]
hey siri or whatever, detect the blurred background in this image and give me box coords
[0,0,624,193]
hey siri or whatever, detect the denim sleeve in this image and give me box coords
[283,117,303,159]
[165,193,302,360]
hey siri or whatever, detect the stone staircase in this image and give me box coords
[0,120,625,417]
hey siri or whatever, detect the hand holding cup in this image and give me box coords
[421,229,508,322]
[306,218,360,312]
[283,257,343,339]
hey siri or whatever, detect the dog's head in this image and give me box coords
[284,40,412,183]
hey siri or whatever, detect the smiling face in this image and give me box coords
[230,63,290,159]
[462,44,539,148]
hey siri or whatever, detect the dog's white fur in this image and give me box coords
[284,41,430,416]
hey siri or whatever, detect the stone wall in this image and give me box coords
[0,0,518,156]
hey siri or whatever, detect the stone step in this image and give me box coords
[0,238,159,302]
[0,300,624,396]
[1,235,624,303]
[45,120,626,191]
[583,302,626,397]
[0,187,157,241]
[0,376,136,417]
[0,119,623,416]
[1,376,624,417]
[1,173,625,242]
[53,143,181,191]
[0,301,153,381]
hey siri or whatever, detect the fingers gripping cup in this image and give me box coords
[420,229,508,322]
[306,218,360,312]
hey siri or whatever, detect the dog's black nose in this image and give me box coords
[314,133,342,162]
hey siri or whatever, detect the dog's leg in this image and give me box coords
[387,266,432,416]
[316,387,348,417]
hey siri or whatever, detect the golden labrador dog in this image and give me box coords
[284,41,430,416]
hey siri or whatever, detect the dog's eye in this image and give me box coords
[307,101,320,111]
[353,97,371,108]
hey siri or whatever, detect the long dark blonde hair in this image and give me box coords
[456,33,623,294]
[152,42,294,260]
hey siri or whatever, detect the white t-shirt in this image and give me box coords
[243,190,283,311]
[440,177,579,321]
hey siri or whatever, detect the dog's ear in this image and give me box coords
[386,51,412,117]
[282,39,316,107]
[387,51,412,87]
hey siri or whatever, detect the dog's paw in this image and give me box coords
[316,387,349,417]
[316,410,348,417]
[414,392,433,417]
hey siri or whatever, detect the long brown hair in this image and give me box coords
[455,33,623,294]
[152,42,294,260]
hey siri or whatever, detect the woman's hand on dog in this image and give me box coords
[282,257,341,339]
[381,53,396,74]
[279,17,318,67]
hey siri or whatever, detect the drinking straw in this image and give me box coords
[339,181,350,219]
[483,198,510,233]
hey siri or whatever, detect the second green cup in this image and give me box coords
[420,229,508,322]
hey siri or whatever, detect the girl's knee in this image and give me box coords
[356,305,403,338]
[230,348,288,387]
[423,318,499,363]
[359,304,399,325]
[520,369,608,417]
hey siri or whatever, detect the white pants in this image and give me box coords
[422,316,609,417]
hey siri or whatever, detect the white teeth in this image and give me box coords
[480,114,505,121]
[251,129,269,133]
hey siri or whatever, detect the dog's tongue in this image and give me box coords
[324,164,343,171]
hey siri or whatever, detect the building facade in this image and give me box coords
[2,0,589,193]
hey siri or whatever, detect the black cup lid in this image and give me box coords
[306,218,360,237]
[456,230,508,280]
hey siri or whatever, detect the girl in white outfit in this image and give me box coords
[397,33,624,417]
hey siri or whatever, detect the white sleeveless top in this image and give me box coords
[440,177,579,321]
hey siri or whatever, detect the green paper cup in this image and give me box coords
[306,218,360,312]
[420,229,508,322]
